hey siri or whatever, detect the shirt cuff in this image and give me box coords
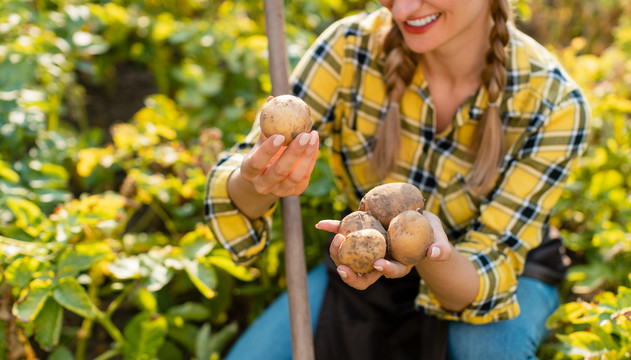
[204,154,277,265]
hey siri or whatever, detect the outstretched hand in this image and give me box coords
[315,210,452,290]
[238,97,319,198]
[315,220,411,290]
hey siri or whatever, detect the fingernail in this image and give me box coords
[273,135,285,147]
[299,133,309,146]
[314,221,322,229]
[430,247,441,259]
[337,268,347,279]
[309,133,317,146]
[374,265,383,271]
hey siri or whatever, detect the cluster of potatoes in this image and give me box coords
[337,182,434,274]
[258,95,433,274]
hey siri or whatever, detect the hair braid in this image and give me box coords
[467,0,511,196]
[372,23,417,179]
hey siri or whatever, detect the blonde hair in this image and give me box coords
[373,0,512,197]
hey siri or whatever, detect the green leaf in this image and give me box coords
[4,256,42,290]
[0,160,19,183]
[122,313,168,360]
[6,198,43,236]
[135,288,158,313]
[588,169,624,197]
[58,242,111,278]
[165,319,198,353]
[205,322,238,357]
[568,331,605,353]
[166,302,211,322]
[617,286,631,308]
[13,279,54,322]
[48,346,75,360]
[591,325,619,352]
[208,254,257,281]
[184,259,217,299]
[195,322,239,360]
[181,239,213,259]
[52,277,96,319]
[109,257,141,280]
[140,255,174,292]
[158,340,184,360]
[195,323,212,360]
[33,298,63,350]
[568,264,610,295]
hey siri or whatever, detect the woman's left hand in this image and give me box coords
[419,211,453,263]
[316,220,413,290]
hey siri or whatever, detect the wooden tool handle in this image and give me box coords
[263,0,315,359]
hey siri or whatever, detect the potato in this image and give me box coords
[387,210,434,266]
[339,211,387,238]
[358,183,425,229]
[259,94,313,146]
[338,228,387,274]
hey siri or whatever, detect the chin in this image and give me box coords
[403,39,439,54]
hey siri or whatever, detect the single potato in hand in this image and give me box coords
[338,228,387,274]
[388,209,434,266]
[259,95,312,146]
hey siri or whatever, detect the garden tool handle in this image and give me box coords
[263,0,315,359]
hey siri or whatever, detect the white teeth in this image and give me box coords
[406,14,439,27]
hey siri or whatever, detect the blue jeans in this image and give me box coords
[225,263,560,360]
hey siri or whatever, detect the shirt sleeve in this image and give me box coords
[203,126,276,265]
[416,87,591,323]
[204,18,349,265]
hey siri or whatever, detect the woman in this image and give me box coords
[204,0,590,358]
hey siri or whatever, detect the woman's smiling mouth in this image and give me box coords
[403,13,441,34]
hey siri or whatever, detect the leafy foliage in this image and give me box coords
[0,0,356,358]
[0,0,629,359]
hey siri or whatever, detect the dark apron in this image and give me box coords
[313,222,567,360]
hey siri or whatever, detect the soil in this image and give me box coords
[79,62,160,138]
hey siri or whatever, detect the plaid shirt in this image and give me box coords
[205,8,590,324]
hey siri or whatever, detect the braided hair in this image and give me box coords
[468,0,511,196]
[372,24,418,179]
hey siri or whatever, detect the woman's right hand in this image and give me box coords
[238,129,320,198]
[227,95,319,220]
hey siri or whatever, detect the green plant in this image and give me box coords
[542,287,631,359]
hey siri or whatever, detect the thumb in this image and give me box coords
[422,210,452,261]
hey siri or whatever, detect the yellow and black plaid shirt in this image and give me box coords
[205,8,590,324]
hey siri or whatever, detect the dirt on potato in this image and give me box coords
[259,94,312,145]
[358,183,425,229]
[339,211,387,238]
[387,209,434,266]
[338,228,387,274]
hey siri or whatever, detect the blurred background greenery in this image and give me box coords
[0,0,629,359]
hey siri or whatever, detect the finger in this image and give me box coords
[336,265,382,290]
[373,258,413,279]
[241,135,285,180]
[328,233,344,267]
[315,220,341,233]
[422,210,452,261]
[285,132,319,184]
[264,133,311,183]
